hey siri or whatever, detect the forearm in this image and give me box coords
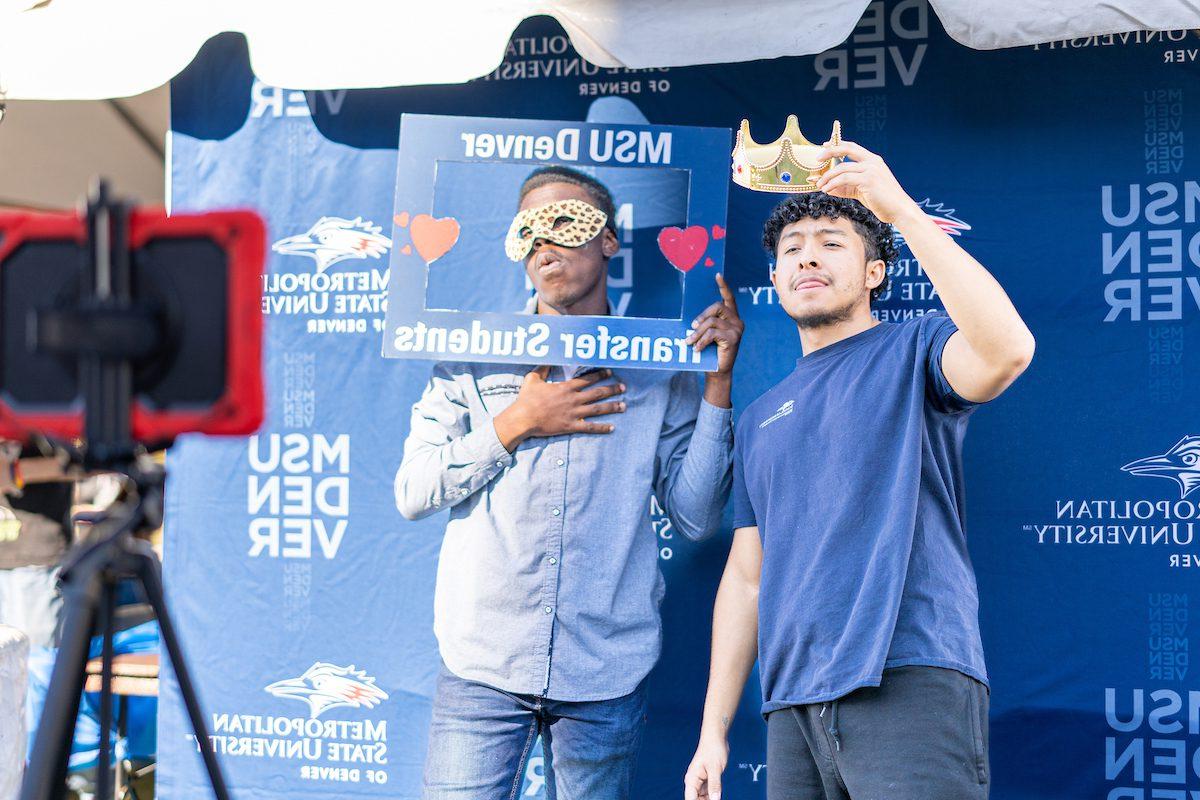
[702,373,732,409]
[699,571,759,741]
[663,401,733,541]
[394,421,511,521]
[892,205,1034,364]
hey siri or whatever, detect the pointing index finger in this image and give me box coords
[715,272,738,312]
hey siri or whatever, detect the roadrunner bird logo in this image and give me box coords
[894,200,971,247]
[272,216,392,273]
[265,662,389,719]
[1121,436,1200,499]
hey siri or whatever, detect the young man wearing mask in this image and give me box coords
[397,165,744,800]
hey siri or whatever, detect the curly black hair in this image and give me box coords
[762,193,898,302]
[518,165,618,235]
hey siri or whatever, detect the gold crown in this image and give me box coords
[731,115,842,193]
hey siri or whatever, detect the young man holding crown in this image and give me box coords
[395,165,743,800]
[684,132,1035,800]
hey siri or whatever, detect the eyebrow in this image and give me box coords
[781,228,847,240]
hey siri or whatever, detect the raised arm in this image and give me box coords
[657,273,741,541]
[685,526,762,800]
[653,372,733,542]
[816,141,1035,402]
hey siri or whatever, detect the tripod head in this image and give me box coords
[0,179,265,451]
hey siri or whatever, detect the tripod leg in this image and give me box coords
[20,567,105,800]
[97,585,115,800]
[128,541,231,800]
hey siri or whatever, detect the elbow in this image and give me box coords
[663,466,733,542]
[394,469,434,522]
[396,494,437,522]
[1010,330,1036,374]
[673,507,724,543]
[991,331,1036,386]
[397,501,424,523]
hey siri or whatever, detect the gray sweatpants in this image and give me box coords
[766,665,989,800]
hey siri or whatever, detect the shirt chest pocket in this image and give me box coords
[475,375,523,417]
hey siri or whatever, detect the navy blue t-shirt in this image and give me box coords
[732,313,988,714]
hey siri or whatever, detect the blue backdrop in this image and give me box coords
[160,6,1200,798]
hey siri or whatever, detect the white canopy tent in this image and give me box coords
[0,0,1197,207]
[2,0,1198,99]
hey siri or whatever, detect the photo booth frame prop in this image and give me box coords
[381,113,730,371]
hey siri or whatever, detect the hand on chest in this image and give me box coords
[471,368,668,442]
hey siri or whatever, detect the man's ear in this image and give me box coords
[865,259,886,292]
[601,228,619,258]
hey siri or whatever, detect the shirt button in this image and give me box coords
[495,461,504,468]
[544,606,553,614]
[548,557,557,565]
[556,458,564,467]
[551,507,561,516]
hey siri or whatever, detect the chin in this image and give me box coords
[786,299,856,329]
[538,287,583,309]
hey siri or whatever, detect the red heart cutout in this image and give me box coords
[394,211,410,227]
[704,257,715,267]
[411,214,460,263]
[712,225,726,240]
[657,225,709,273]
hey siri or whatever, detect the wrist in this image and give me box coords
[493,405,533,452]
[890,199,931,233]
[703,373,733,409]
[699,721,730,745]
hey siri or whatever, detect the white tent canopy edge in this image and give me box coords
[0,0,1197,101]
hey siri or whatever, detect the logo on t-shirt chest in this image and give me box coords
[759,400,795,429]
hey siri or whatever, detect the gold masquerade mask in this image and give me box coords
[505,199,609,262]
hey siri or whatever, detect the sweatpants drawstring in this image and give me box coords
[828,700,841,751]
[818,703,843,751]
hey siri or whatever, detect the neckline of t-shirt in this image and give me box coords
[794,321,891,367]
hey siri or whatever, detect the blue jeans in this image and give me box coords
[422,664,647,800]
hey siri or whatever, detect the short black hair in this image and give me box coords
[762,192,897,302]
[518,165,618,235]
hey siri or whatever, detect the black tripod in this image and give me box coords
[20,182,232,800]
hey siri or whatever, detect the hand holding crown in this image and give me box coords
[812,140,920,226]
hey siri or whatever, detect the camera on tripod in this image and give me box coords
[0,180,265,800]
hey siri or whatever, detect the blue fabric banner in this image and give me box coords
[160,6,1200,798]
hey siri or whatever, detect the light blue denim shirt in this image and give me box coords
[395,311,733,701]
